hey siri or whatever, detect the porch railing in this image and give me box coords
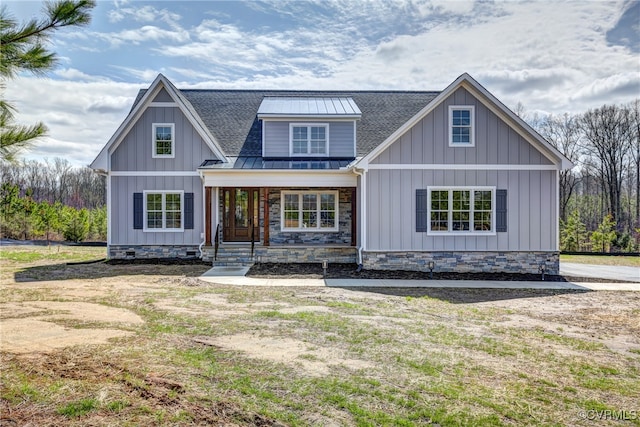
[214,224,220,261]
[250,223,255,259]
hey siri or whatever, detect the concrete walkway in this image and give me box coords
[199,268,639,291]
[560,262,639,282]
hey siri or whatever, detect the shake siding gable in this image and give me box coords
[153,88,173,102]
[110,106,216,171]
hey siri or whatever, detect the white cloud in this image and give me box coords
[5,76,142,167]
[5,0,637,166]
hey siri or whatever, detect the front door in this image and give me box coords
[223,188,260,242]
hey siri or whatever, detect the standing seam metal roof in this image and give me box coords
[135,89,440,157]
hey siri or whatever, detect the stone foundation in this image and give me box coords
[201,245,357,265]
[256,246,356,263]
[362,251,559,275]
[109,245,200,259]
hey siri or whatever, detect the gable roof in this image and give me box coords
[130,87,440,158]
[357,73,574,170]
[93,73,572,171]
[89,74,228,172]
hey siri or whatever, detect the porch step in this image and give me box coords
[208,245,256,267]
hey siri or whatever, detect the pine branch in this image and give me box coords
[0,1,95,78]
[0,121,47,162]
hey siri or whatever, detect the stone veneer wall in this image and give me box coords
[256,246,356,263]
[362,251,560,274]
[266,188,353,245]
[109,245,200,259]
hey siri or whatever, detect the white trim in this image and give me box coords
[448,105,475,147]
[106,173,111,247]
[556,169,560,251]
[143,190,185,232]
[353,121,357,158]
[202,171,356,187]
[280,190,339,232]
[214,187,220,234]
[259,115,360,121]
[426,186,496,236]
[149,102,178,107]
[152,123,175,158]
[367,164,559,171]
[261,119,265,158]
[111,171,199,176]
[289,123,330,157]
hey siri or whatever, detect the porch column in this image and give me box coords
[205,187,212,246]
[263,187,270,246]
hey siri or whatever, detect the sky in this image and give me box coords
[3,0,639,167]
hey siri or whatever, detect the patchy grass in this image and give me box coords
[1,247,639,426]
[560,254,640,267]
[57,398,99,417]
[0,245,106,264]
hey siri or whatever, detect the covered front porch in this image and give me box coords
[201,186,357,265]
[198,157,359,266]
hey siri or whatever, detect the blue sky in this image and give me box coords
[4,0,639,167]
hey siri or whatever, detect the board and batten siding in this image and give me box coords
[365,169,557,252]
[110,106,217,171]
[370,87,553,166]
[110,176,203,246]
[262,120,355,157]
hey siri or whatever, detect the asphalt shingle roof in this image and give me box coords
[136,89,440,158]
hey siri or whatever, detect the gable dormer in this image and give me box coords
[257,97,361,159]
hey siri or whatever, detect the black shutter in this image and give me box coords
[133,193,143,230]
[416,189,428,232]
[496,189,507,232]
[184,192,194,229]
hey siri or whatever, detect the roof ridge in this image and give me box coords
[177,88,441,94]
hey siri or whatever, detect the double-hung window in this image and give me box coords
[427,187,494,234]
[282,191,338,231]
[144,191,183,231]
[152,123,175,158]
[290,124,328,156]
[449,106,475,146]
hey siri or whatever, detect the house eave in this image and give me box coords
[258,114,361,120]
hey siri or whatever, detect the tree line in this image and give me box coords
[524,100,639,252]
[0,158,106,242]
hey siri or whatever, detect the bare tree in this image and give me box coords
[538,113,581,221]
[630,100,640,230]
[580,104,633,228]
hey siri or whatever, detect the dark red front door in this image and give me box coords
[223,188,259,242]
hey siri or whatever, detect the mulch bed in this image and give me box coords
[101,259,629,283]
[247,262,630,283]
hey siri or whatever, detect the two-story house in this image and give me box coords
[90,73,572,274]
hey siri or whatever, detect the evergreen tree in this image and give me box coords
[590,214,617,253]
[0,0,95,161]
[561,210,587,252]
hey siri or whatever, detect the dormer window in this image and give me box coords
[152,123,175,158]
[449,106,475,147]
[290,124,328,156]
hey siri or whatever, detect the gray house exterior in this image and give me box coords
[90,73,572,274]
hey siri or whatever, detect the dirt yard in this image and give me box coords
[1,246,639,426]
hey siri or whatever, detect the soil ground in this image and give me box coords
[1,246,639,426]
